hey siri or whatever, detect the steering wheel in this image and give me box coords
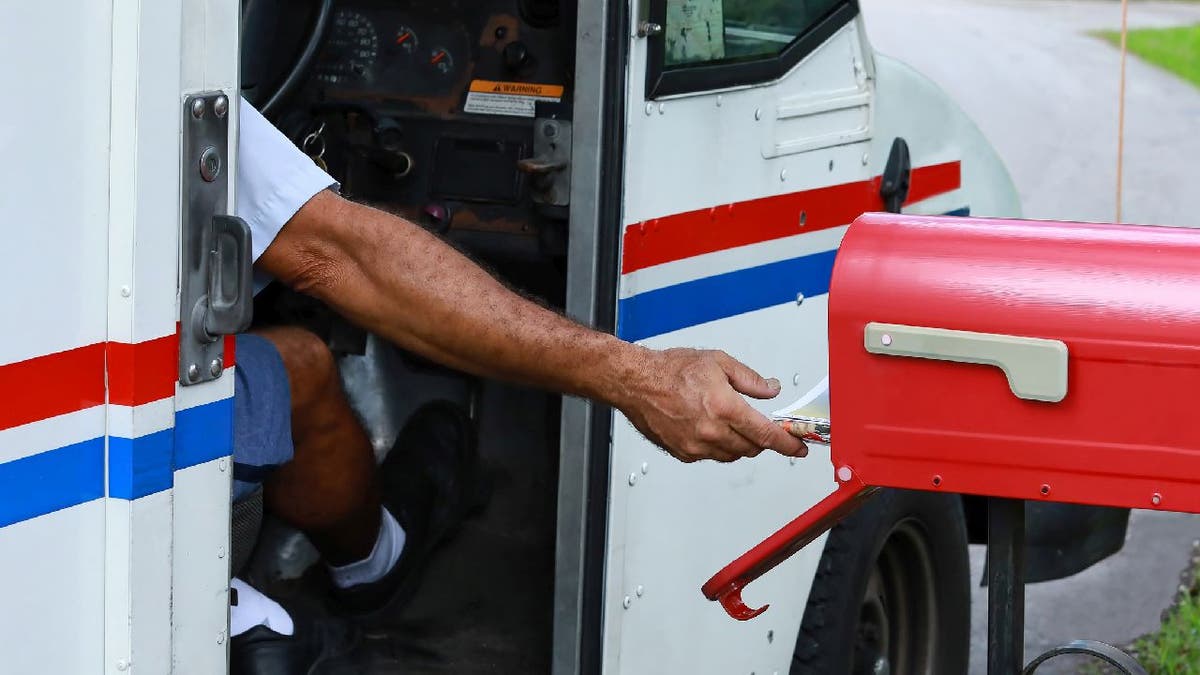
[240,0,336,116]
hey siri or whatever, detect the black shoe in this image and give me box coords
[332,400,485,618]
[230,608,358,675]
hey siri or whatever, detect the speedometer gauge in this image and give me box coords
[315,10,379,85]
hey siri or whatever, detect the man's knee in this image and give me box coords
[252,326,338,412]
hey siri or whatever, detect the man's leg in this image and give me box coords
[229,329,372,675]
[252,326,381,566]
[232,325,478,627]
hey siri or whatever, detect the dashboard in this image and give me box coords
[313,8,475,100]
[270,0,574,250]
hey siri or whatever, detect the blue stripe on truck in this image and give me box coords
[108,429,174,500]
[174,398,234,471]
[0,437,104,528]
[617,249,838,342]
[615,207,969,342]
[0,397,235,527]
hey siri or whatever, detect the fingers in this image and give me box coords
[680,400,807,462]
[681,418,763,463]
[710,352,807,458]
[680,421,801,463]
[624,348,807,464]
[730,403,808,458]
[711,430,763,461]
[662,440,740,463]
[697,447,743,463]
[714,352,781,400]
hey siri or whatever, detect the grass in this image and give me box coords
[1128,587,1200,673]
[1095,23,1200,89]
[1081,563,1200,674]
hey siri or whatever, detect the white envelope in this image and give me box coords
[771,374,831,445]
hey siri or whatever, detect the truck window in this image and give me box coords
[665,0,839,66]
[646,0,859,97]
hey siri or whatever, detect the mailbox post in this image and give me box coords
[987,498,1026,675]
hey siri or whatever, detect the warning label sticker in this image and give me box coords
[464,80,564,118]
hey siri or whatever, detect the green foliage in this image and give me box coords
[1082,565,1200,674]
[1095,24,1200,89]
[1129,576,1200,674]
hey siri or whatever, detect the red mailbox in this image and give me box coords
[704,214,1200,627]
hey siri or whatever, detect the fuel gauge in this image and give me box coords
[394,26,419,55]
[429,47,455,76]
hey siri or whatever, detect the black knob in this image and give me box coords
[375,117,403,152]
[503,41,530,71]
[421,203,452,234]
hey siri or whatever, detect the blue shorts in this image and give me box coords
[232,334,295,501]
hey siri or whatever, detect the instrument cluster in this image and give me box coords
[313,7,472,98]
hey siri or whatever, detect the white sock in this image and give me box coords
[229,578,295,637]
[328,507,406,589]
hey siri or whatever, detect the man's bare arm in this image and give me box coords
[258,190,806,463]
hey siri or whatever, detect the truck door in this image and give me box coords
[0,5,115,671]
[0,2,242,672]
[596,2,965,672]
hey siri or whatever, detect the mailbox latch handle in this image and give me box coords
[864,323,1068,403]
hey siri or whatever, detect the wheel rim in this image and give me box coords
[851,519,939,675]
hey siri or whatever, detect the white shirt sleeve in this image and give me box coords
[235,96,338,264]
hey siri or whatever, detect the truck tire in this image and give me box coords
[792,489,970,675]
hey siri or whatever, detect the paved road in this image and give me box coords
[861,0,1200,227]
[858,1,1200,672]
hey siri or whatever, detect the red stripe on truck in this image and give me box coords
[0,332,237,432]
[106,335,178,407]
[621,161,961,274]
[0,343,107,432]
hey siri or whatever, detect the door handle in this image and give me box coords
[879,137,911,213]
[204,215,253,338]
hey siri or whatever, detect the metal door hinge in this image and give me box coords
[180,92,253,386]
